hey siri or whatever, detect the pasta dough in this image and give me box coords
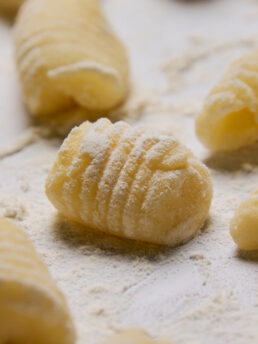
[196,50,258,151]
[102,329,172,344]
[0,217,76,344]
[46,118,213,246]
[0,0,24,13]
[230,190,258,250]
[14,0,129,121]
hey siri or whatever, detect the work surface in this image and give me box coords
[0,0,258,343]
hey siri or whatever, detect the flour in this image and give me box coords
[166,293,258,344]
[48,61,121,87]
[161,36,258,93]
[0,126,49,159]
[0,195,26,221]
[110,84,163,122]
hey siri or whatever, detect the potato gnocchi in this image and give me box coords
[0,217,76,344]
[196,50,258,151]
[103,329,172,344]
[46,118,213,246]
[0,0,24,13]
[14,0,129,121]
[230,190,258,250]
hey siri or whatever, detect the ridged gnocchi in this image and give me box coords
[196,50,258,151]
[0,0,24,13]
[230,190,258,250]
[103,329,172,344]
[46,118,213,246]
[14,0,129,121]
[0,217,76,344]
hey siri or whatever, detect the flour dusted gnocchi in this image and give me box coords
[230,190,258,250]
[196,50,258,151]
[14,0,129,121]
[0,0,24,13]
[0,217,76,344]
[103,329,172,344]
[46,118,213,246]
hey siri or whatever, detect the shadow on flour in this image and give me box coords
[0,13,16,26]
[203,143,258,172]
[169,0,214,4]
[236,249,258,263]
[51,214,170,260]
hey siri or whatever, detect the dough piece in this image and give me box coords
[230,190,258,250]
[0,217,76,344]
[102,329,172,344]
[196,50,258,151]
[14,0,129,120]
[46,118,213,246]
[0,0,24,13]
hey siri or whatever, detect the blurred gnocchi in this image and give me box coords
[102,329,172,344]
[230,190,258,250]
[196,50,258,151]
[14,0,129,122]
[0,217,75,344]
[46,118,213,246]
[0,0,24,13]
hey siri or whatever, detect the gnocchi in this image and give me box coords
[196,50,258,151]
[0,217,76,344]
[46,118,213,246]
[0,0,24,13]
[230,190,258,250]
[102,329,172,344]
[14,0,129,120]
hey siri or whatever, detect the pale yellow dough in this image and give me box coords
[102,329,172,344]
[230,190,258,250]
[0,0,24,13]
[14,0,129,121]
[46,118,213,246]
[196,50,258,151]
[0,217,76,344]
